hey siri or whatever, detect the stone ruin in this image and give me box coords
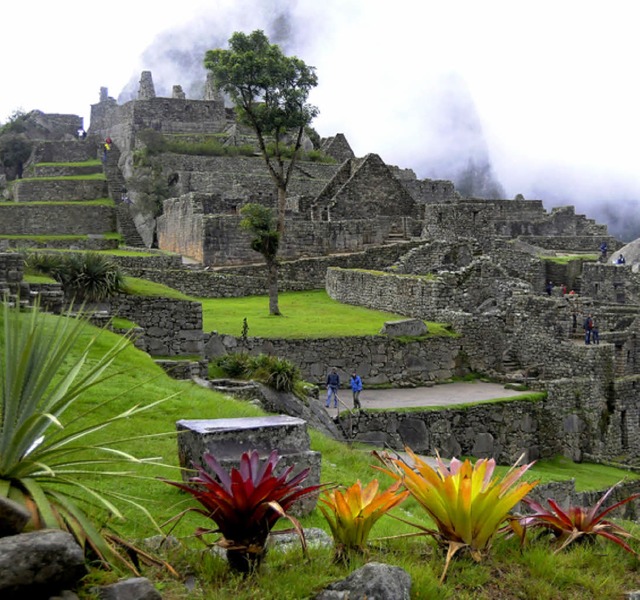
[2,69,640,471]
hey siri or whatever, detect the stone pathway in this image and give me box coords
[323,381,532,414]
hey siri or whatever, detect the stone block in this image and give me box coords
[380,318,428,337]
[175,416,321,515]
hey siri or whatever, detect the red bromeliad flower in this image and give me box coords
[517,484,640,555]
[162,449,323,574]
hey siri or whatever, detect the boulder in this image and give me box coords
[0,529,86,599]
[315,561,411,599]
[380,319,428,337]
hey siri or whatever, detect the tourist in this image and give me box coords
[592,318,600,344]
[325,368,340,408]
[545,280,553,296]
[583,314,594,344]
[561,283,567,296]
[600,241,608,261]
[616,254,626,265]
[349,371,363,410]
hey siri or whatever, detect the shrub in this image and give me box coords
[161,449,324,575]
[25,252,125,303]
[0,298,169,572]
[318,479,409,562]
[216,352,252,378]
[249,354,300,393]
[57,252,124,302]
[516,484,640,555]
[374,447,538,582]
[216,352,301,394]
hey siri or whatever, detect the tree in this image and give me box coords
[204,30,319,315]
[240,203,281,315]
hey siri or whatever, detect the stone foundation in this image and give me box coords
[176,415,321,514]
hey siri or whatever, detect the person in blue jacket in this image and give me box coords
[349,371,363,410]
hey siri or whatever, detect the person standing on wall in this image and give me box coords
[349,371,363,410]
[325,368,340,409]
[583,313,594,345]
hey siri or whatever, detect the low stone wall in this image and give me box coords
[126,242,422,297]
[13,179,108,202]
[520,235,621,252]
[110,295,203,356]
[204,333,464,386]
[0,204,115,235]
[0,252,23,294]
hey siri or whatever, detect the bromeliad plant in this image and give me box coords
[516,484,640,555]
[374,447,538,582]
[162,449,324,575]
[0,298,170,573]
[318,479,409,563]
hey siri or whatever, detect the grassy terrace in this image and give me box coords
[2,307,638,598]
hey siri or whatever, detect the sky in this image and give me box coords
[2,0,640,239]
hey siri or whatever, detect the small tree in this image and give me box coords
[240,203,281,314]
[205,30,318,314]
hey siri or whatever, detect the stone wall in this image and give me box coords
[338,372,640,465]
[0,252,23,295]
[0,204,115,235]
[158,194,405,266]
[29,140,96,164]
[126,242,423,297]
[580,263,640,305]
[110,295,203,356]
[204,332,465,386]
[13,179,108,202]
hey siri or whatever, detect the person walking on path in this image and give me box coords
[349,371,363,410]
[326,368,340,408]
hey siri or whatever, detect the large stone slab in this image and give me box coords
[176,415,321,514]
[380,318,428,337]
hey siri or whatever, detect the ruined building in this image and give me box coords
[2,70,640,469]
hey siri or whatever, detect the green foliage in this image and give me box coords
[248,353,300,393]
[161,449,323,575]
[205,30,319,144]
[374,448,538,582]
[216,352,301,394]
[216,352,252,378]
[27,251,124,302]
[0,299,168,572]
[518,485,640,554]
[239,203,280,261]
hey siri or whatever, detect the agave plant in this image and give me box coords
[374,447,538,582]
[0,297,169,572]
[517,484,640,555]
[162,449,323,575]
[318,479,409,562]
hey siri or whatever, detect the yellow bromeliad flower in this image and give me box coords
[318,479,409,562]
[374,447,538,581]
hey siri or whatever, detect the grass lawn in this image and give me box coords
[197,289,457,338]
[3,308,640,598]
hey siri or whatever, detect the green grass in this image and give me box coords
[18,173,106,181]
[22,272,57,284]
[3,309,640,598]
[123,277,193,300]
[36,160,102,167]
[198,290,455,338]
[34,248,168,257]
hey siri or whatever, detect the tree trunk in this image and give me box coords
[267,257,281,316]
[277,185,287,237]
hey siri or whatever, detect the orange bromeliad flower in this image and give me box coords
[318,479,409,562]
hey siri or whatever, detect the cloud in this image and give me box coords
[3,0,639,239]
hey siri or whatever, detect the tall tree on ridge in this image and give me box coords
[204,29,318,316]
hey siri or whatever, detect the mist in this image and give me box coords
[114,0,640,242]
